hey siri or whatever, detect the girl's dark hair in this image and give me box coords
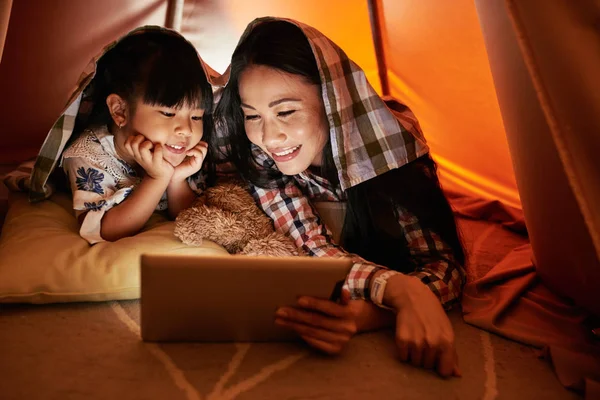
[216,20,465,271]
[71,29,216,183]
[80,30,213,129]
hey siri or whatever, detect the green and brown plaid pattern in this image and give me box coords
[25,26,219,202]
[241,17,430,191]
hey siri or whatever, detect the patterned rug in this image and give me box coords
[0,218,580,399]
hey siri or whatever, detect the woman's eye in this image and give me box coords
[278,110,296,117]
[160,111,175,117]
[245,115,260,121]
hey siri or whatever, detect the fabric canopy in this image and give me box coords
[1,0,599,394]
[0,0,519,210]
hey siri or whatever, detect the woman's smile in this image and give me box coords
[269,145,302,162]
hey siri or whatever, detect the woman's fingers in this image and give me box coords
[397,340,410,362]
[408,342,424,367]
[276,307,356,336]
[299,335,344,355]
[395,323,459,377]
[296,295,354,320]
[453,361,462,377]
[275,317,351,345]
[275,293,357,356]
[435,340,456,378]
[422,345,438,370]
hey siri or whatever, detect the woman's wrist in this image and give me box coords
[375,272,423,310]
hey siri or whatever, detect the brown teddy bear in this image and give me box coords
[174,181,303,257]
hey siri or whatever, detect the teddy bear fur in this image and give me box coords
[174,182,302,257]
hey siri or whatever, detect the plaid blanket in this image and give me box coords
[239,17,430,191]
[3,26,221,202]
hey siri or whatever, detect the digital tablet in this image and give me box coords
[140,254,352,342]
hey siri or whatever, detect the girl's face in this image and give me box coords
[125,100,205,167]
[238,64,329,176]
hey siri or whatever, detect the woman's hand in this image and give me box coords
[275,289,358,355]
[124,134,173,181]
[172,141,208,182]
[384,273,461,378]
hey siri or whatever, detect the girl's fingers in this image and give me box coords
[187,143,208,160]
[124,136,133,155]
[138,139,154,162]
[152,144,165,168]
[186,148,205,162]
[129,135,145,162]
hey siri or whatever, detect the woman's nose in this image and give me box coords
[261,120,286,146]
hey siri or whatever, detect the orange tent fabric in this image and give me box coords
[1,0,599,394]
[0,0,518,211]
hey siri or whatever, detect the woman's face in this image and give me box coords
[238,64,329,175]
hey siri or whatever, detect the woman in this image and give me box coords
[216,17,466,378]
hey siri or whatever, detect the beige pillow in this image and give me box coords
[0,192,228,303]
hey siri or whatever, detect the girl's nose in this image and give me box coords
[175,118,193,137]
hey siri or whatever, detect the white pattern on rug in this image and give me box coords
[110,301,305,400]
[469,224,499,400]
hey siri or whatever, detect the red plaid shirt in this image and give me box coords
[250,149,465,309]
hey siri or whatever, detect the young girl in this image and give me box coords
[216,18,465,377]
[61,29,214,244]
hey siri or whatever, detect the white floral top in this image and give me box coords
[61,126,205,244]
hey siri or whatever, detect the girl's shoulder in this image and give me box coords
[62,126,112,160]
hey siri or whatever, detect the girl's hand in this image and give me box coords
[386,274,461,378]
[124,135,173,181]
[172,141,208,182]
[275,289,357,354]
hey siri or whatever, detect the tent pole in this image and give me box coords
[366,0,390,96]
[166,0,184,31]
[0,0,13,63]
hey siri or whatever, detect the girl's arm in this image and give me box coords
[101,174,170,241]
[166,178,197,219]
[64,159,169,242]
[167,141,208,219]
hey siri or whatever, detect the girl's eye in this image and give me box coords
[245,115,260,121]
[191,116,203,121]
[278,110,296,117]
[160,111,175,117]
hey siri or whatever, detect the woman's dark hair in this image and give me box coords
[216,20,465,271]
[71,29,216,183]
[214,21,320,184]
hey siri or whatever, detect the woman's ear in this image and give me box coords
[106,94,129,128]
